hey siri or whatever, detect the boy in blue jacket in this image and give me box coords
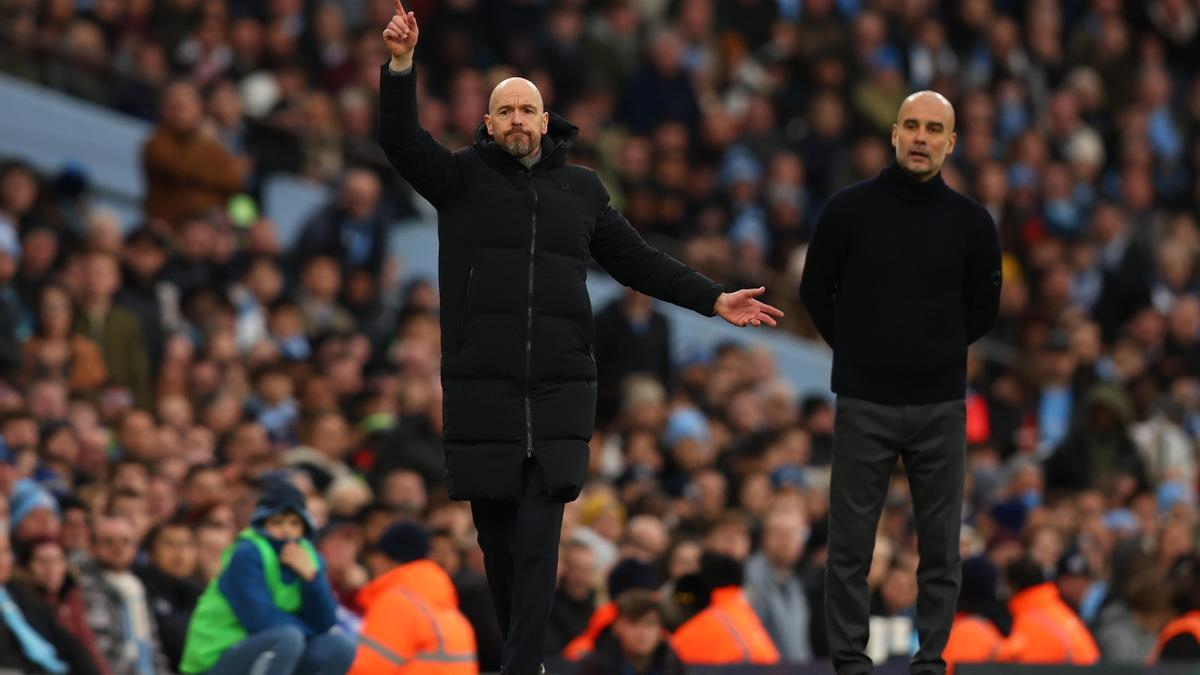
[180,475,356,674]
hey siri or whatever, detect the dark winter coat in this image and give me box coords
[379,63,723,502]
[1,580,102,675]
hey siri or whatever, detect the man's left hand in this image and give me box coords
[714,287,784,327]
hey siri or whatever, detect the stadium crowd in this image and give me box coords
[0,0,1199,672]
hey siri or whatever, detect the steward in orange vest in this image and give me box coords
[670,553,779,665]
[350,522,478,675]
[943,557,1008,674]
[1001,558,1098,665]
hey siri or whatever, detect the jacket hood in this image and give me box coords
[357,559,458,611]
[473,111,579,171]
[249,476,316,537]
[1084,384,1134,429]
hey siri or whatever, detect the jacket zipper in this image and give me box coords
[525,171,538,459]
[459,265,474,349]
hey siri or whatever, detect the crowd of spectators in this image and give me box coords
[0,0,1199,671]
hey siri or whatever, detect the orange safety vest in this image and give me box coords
[943,613,1003,674]
[349,560,478,675]
[671,586,780,665]
[1148,611,1200,664]
[563,601,617,661]
[1003,583,1098,665]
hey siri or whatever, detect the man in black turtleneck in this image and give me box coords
[800,91,1001,675]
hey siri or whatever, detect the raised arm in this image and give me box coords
[378,0,458,207]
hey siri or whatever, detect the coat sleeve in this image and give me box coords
[218,541,314,636]
[798,196,848,347]
[964,209,1002,344]
[589,174,723,316]
[377,64,459,208]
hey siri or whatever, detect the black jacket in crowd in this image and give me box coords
[578,632,687,675]
[0,581,100,675]
[378,63,723,502]
[799,160,1002,405]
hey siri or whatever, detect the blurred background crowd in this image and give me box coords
[0,0,1199,672]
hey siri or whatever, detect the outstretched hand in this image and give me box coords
[714,287,785,328]
[382,0,419,67]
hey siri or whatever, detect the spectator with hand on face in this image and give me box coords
[180,474,356,675]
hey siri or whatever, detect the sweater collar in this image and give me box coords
[880,159,948,203]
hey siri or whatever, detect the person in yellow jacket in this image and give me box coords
[670,553,779,665]
[349,521,478,674]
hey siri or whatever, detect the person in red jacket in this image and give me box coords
[350,521,478,674]
[670,553,779,665]
[1001,557,1099,665]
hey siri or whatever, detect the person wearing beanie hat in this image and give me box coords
[8,478,61,545]
[349,520,478,674]
[180,475,356,674]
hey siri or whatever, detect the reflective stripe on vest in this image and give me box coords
[357,587,476,666]
[712,608,752,663]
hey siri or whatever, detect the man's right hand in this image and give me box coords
[383,0,419,71]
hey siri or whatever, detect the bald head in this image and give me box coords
[484,77,549,160]
[892,90,957,181]
[897,91,955,131]
[489,77,543,116]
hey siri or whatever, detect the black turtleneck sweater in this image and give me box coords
[800,161,1001,404]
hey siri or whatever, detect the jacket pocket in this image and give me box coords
[458,265,475,351]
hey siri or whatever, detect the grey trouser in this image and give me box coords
[826,396,966,675]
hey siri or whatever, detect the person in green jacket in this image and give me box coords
[180,474,355,674]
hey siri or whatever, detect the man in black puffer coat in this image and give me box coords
[378,4,783,675]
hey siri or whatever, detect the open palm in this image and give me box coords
[715,287,785,328]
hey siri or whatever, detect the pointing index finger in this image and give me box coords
[393,0,406,16]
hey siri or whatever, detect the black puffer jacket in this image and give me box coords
[379,64,722,502]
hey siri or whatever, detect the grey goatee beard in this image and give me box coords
[500,131,535,158]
